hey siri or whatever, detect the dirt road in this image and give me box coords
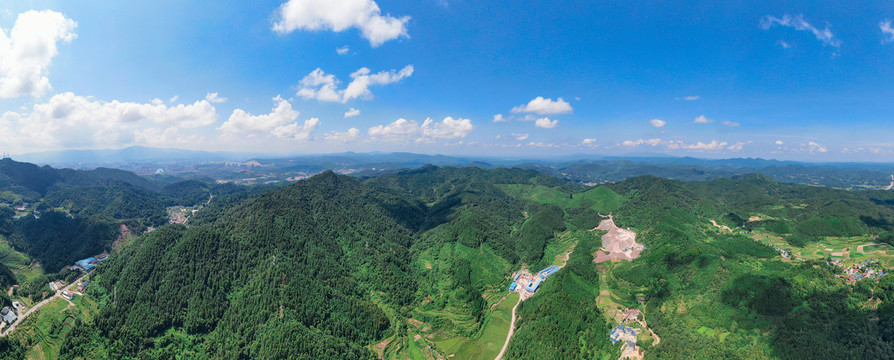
[0,274,86,337]
[495,296,522,360]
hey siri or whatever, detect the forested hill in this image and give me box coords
[71,171,424,358]
[30,166,894,359]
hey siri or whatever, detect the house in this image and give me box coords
[1,307,16,324]
[627,342,636,351]
[509,282,518,292]
[62,290,75,300]
[512,273,520,281]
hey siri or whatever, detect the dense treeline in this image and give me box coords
[68,172,420,358]
[11,212,118,273]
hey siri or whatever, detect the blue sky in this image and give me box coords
[1,1,893,160]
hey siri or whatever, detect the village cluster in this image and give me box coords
[830,258,888,282]
[609,308,644,358]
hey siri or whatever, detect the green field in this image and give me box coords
[0,235,44,285]
[748,231,894,267]
[432,292,518,360]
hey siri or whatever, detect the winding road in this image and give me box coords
[0,274,86,337]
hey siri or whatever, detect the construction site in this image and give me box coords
[593,214,646,263]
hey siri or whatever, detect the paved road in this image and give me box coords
[0,274,87,337]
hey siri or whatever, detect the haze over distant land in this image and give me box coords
[1,2,893,160]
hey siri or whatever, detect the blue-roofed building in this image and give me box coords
[525,278,542,293]
[512,273,520,281]
[627,341,636,350]
[538,265,560,279]
[76,257,96,271]
[509,282,518,291]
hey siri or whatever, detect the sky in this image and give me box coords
[1,1,894,161]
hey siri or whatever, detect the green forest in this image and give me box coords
[2,161,894,359]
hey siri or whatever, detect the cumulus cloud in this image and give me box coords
[0,92,217,150]
[622,138,662,147]
[337,45,350,55]
[804,141,828,153]
[534,117,558,129]
[0,10,77,98]
[271,118,320,140]
[775,140,784,145]
[205,92,227,103]
[582,138,597,145]
[511,97,573,115]
[344,107,360,118]
[492,114,507,123]
[726,141,751,151]
[368,117,473,142]
[667,140,728,151]
[881,20,894,44]
[296,65,413,103]
[759,14,840,48]
[721,120,740,127]
[221,96,319,141]
[676,95,699,101]
[512,133,529,141]
[693,115,714,124]
[325,127,360,142]
[272,0,410,47]
[650,118,666,128]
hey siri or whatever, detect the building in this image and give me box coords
[76,257,96,271]
[512,273,520,281]
[538,265,560,279]
[1,307,16,324]
[525,278,542,293]
[509,282,518,291]
[62,290,75,301]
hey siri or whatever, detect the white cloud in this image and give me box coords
[777,40,792,49]
[0,92,217,150]
[667,140,728,151]
[344,107,360,118]
[0,10,77,98]
[492,114,507,122]
[337,45,350,55]
[721,120,740,127]
[726,141,751,151]
[759,14,840,48]
[421,117,473,139]
[271,118,320,141]
[168,95,179,103]
[881,20,894,44]
[272,0,410,47]
[512,133,529,141]
[650,118,666,128]
[582,138,597,145]
[775,140,784,145]
[368,116,473,142]
[221,96,318,141]
[535,117,558,129]
[622,138,662,147]
[693,115,714,124]
[676,95,699,101]
[527,142,558,148]
[205,92,227,103]
[325,127,360,142]
[296,65,413,103]
[804,141,828,153]
[511,97,573,115]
